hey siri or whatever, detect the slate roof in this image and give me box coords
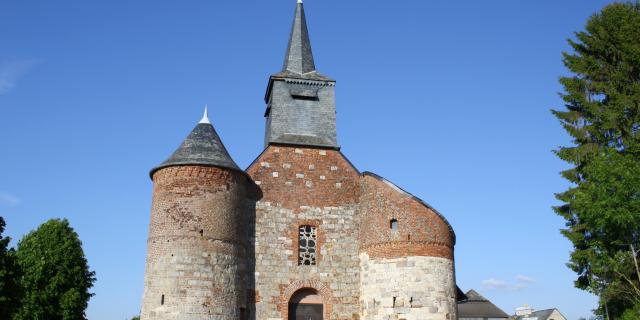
[275,0,332,82]
[150,122,240,178]
[512,309,562,320]
[458,290,510,319]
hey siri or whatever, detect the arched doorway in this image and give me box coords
[288,288,323,320]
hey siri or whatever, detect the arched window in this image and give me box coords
[299,225,317,265]
[390,219,398,231]
[288,289,323,320]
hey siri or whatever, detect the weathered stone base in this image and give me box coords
[359,253,457,320]
[141,239,246,320]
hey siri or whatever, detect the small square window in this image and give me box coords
[390,219,398,231]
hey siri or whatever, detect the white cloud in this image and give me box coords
[517,275,535,283]
[482,275,535,291]
[0,59,40,95]
[482,278,508,290]
[0,192,21,207]
[513,283,527,291]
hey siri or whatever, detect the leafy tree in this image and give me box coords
[0,216,21,319]
[570,151,640,312]
[13,219,96,320]
[552,2,640,317]
[621,303,640,320]
[131,316,140,320]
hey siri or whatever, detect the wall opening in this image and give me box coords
[390,219,398,231]
[288,289,323,320]
[161,294,165,305]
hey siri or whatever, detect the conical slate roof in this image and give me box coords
[272,0,332,81]
[150,111,240,178]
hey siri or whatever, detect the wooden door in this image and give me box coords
[288,303,323,320]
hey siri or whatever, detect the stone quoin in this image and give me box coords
[140,1,458,319]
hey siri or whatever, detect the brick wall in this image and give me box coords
[359,173,454,260]
[248,145,360,208]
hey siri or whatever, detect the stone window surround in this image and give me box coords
[290,219,324,266]
[298,225,318,265]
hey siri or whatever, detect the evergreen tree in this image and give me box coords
[0,216,21,319]
[13,219,96,320]
[553,2,640,317]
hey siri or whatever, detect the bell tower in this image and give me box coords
[264,0,339,149]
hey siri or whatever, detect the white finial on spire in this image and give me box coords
[199,105,211,124]
[298,0,303,4]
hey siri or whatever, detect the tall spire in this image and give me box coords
[283,0,316,75]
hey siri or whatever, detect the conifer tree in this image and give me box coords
[13,219,96,320]
[0,216,21,319]
[553,2,640,317]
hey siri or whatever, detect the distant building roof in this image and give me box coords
[458,290,510,319]
[512,308,566,320]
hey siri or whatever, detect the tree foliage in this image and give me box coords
[0,216,21,319]
[570,151,640,313]
[13,219,96,320]
[553,2,640,317]
[621,303,640,320]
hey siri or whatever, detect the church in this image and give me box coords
[140,1,457,319]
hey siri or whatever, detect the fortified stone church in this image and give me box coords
[141,1,458,319]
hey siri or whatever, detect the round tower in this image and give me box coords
[359,173,457,320]
[141,109,249,320]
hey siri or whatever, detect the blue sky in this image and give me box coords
[0,0,617,319]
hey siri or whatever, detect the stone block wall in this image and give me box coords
[246,146,362,320]
[141,166,249,320]
[359,254,457,320]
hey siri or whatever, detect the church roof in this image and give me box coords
[150,109,240,178]
[276,0,332,82]
[458,290,509,319]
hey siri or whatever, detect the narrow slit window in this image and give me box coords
[390,219,398,231]
[161,294,165,305]
[298,225,317,265]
